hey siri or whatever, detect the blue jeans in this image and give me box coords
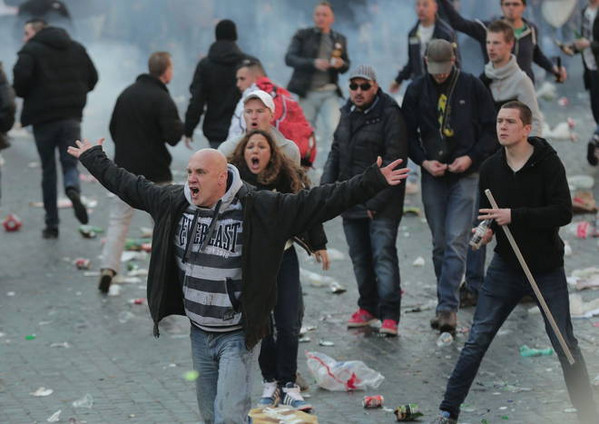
[32,119,82,228]
[259,246,303,384]
[299,88,340,159]
[465,191,485,295]
[343,217,401,322]
[190,326,258,424]
[440,254,598,422]
[421,172,478,313]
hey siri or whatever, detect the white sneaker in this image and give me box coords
[257,381,279,407]
[281,382,312,411]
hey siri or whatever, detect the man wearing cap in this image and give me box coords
[218,90,301,166]
[403,39,496,334]
[321,64,408,336]
[285,1,350,157]
[184,19,254,149]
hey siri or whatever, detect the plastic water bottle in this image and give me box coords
[436,332,454,347]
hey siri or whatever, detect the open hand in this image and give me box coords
[478,208,511,226]
[376,157,409,186]
[314,249,330,271]
[67,138,104,159]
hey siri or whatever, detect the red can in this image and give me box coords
[2,214,22,232]
[75,258,91,270]
[362,395,384,408]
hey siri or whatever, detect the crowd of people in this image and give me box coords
[1,0,599,423]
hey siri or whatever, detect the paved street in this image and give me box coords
[2,68,599,424]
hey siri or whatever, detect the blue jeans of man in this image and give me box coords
[259,246,303,385]
[32,119,82,229]
[440,254,598,422]
[190,326,258,424]
[421,172,478,313]
[342,217,401,322]
[465,191,485,295]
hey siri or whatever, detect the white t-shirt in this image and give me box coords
[583,6,598,71]
[417,23,435,58]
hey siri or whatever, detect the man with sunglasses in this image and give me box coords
[439,0,566,84]
[321,65,408,337]
[403,40,496,334]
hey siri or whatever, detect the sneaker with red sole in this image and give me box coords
[379,319,398,336]
[347,308,377,328]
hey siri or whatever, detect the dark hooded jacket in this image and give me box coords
[79,146,389,349]
[110,74,184,183]
[184,40,252,143]
[321,90,408,220]
[439,0,555,84]
[581,4,599,90]
[0,63,16,134]
[13,26,97,127]
[479,137,572,273]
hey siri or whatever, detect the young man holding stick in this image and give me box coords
[430,101,598,424]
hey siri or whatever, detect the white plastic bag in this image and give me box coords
[305,351,384,391]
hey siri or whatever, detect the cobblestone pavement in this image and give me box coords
[2,68,599,424]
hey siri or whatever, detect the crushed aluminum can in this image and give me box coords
[2,214,22,232]
[394,404,423,421]
[363,395,384,408]
[74,258,91,270]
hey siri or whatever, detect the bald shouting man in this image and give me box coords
[68,139,408,424]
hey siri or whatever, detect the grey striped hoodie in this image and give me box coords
[174,164,245,332]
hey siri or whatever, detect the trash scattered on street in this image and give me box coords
[139,227,153,238]
[120,251,148,262]
[127,268,148,277]
[299,336,311,343]
[72,393,94,408]
[124,238,152,251]
[118,311,134,323]
[47,410,61,423]
[403,206,421,216]
[564,241,572,256]
[300,268,335,287]
[572,191,597,214]
[7,291,15,296]
[567,175,594,191]
[129,298,146,305]
[563,408,578,413]
[576,221,591,239]
[113,276,142,284]
[183,370,199,381]
[570,294,599,318]
[326,248,345,261]
[78,225,103,238]
[519,345,554,357]
[25,334,36,340]
[74,258,91,270]
[394,404,423,421]
[49,342,70,348]
[2,213,22,232]
[108,284,122,296]
[300,325,317,335]
[247,405,319,423]
[542,120,576,141]
[536,81,556,100]
[568,268,599,290]
[412,257,425,267]
[436,332,454,347]
[330,281,346,294]
[362,395,384,408]
[318,339,334,347]
[557,97,569,106]
[30,387,53,397]
[306,351,384,391]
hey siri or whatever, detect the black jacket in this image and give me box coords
[403,69,497,174]
[321,90,408,220]
[479,137,572,273]
[13,26,97,127]
[394,18,459,85]
[582,5,599,90]
[439,0,554,84]
[79,146,389,349]
[0,63,15,134]
[285,28,350,98]
[109,74,183,183]
[184,40,250,142]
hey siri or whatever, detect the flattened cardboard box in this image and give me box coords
[248,406,319,423]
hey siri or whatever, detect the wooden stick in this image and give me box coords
[484,189,575,365]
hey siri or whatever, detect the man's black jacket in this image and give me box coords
[582,5,599,90]
[79,146,390,349]
[285,27,350,98]
[321,90,408,220]
[110,74,183,183]
[13,26,97,127]
[184,40,250,143]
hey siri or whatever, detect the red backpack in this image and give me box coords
[256,77,316,167]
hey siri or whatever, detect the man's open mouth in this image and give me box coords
[190,187,199,195]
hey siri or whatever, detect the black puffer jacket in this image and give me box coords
[321,90,408,220]
[184,40,252,143]
[13,26,97,127]
[285,27,350,98]
[0,63,16,133]
[79,146,389,349]
[110,74,183,183]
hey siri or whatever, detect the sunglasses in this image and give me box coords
[349,82,372,91]
[502,2,523,6]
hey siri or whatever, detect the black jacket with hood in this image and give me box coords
[110,74,184,183]
[321,90,408,220]
[184,40,252,142]
[79,146,390,349]
[479,137,572,273]
[285,27,350,98]
[439,0,555,84]
[13,26,97,127]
